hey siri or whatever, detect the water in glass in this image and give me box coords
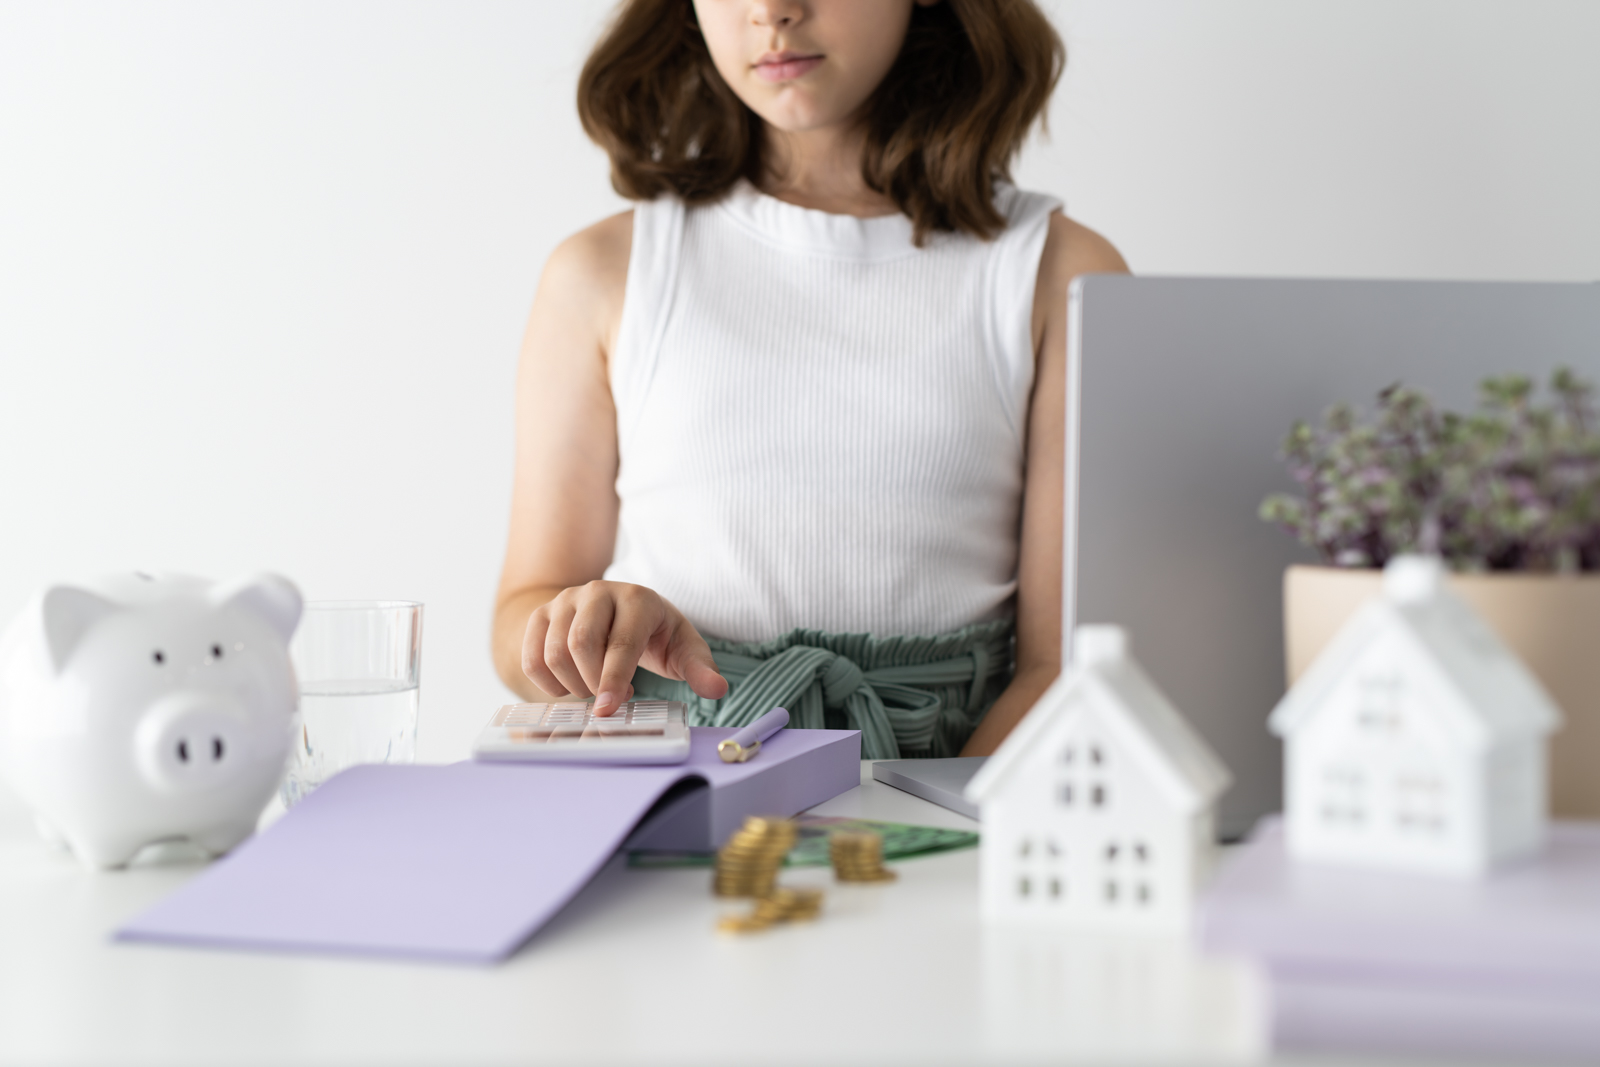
[281,679,419,806]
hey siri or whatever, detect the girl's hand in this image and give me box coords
[521,581,728,717]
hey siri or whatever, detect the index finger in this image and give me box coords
[592,600,656,716]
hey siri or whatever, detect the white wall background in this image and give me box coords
[2,1,1597,764]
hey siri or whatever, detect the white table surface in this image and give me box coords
[0,763,1275,1066]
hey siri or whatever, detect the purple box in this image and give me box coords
[1270,965,1600,1061]
[627,727,860,850]
[1200,817,1600,984]
[117,727,860,964]
[1200,817,1600,1058]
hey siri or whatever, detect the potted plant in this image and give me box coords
[1260,369,1600,818]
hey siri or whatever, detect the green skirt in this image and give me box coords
[630,618,1014,761]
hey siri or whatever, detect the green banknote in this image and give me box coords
[628,815,978,869]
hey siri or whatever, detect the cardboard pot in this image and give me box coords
[1285,564,1600,819]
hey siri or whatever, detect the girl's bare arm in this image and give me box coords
[492,212,726,713]
[960,213,1129,755]
[492,212,632,699]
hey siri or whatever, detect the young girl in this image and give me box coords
[492,0,1127,759]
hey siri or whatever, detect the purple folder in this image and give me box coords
[1199,817,1600,1058]
[117,727,859,964]
[1270,966,1600,1061]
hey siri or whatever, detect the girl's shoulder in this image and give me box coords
[989,181,1125,277]
[544,209,634,299]
[539,209,634,356]
[1031,211,1130,354]
[1042,213,1128,279]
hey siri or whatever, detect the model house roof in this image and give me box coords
[1269,556,1562,748]
[967,626,1232,814]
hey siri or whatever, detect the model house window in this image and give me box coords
[1101,840,1130,907]
[1015,837,1067,903]
[1058,739,1109,813]
[1394,772,1447,834]
[1356,672,1404,733]
[1320,764,1366,823]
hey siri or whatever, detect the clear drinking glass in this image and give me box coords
[280,600,423,808]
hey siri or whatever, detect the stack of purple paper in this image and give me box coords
[117,727,859,965]
[1199,817,1600,1061]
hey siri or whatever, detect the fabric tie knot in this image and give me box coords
[630,619,1015,760]
[821,656,866,705]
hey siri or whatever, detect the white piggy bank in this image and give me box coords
[0,571,302,869]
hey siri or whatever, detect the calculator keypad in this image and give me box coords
[493,700,681,741]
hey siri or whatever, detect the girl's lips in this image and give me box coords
[754,54,823,83]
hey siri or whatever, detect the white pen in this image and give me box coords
[717,706,789,763]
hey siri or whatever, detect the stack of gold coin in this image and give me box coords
[712,816,798,898]
[830,830,898,883]
[716,886,825,935]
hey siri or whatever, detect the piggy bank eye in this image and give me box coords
[210,644,224,660]
[152,650,166,665]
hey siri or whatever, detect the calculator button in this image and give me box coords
[485,699,685,754]
[497,703,548,726]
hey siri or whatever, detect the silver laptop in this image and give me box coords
[1066,277,1600,838]
[872,758,985,820]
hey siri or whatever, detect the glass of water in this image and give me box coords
[280,600,423,807]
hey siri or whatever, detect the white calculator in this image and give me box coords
[470,700,691,765]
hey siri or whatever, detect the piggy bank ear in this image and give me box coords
[212,573,304,643]
[40,586,118,673]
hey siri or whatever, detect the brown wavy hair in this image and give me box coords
[577,0,1064,245]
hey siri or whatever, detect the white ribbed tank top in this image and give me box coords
[603,180,1061,643]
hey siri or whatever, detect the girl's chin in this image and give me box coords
[749,98,857,138]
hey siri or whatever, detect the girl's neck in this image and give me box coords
[758,123,899,219]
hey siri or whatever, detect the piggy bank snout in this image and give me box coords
[134,693,255,793]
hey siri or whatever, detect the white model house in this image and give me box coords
[1269,555,1561,877]
[966,626,1231,930]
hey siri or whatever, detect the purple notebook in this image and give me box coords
[117,727,859,964]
